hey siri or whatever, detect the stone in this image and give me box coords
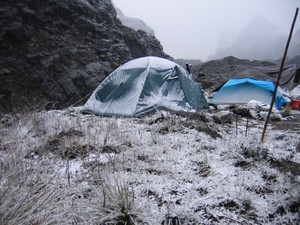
[213,110,233,124]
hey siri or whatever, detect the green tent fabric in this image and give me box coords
[82,56,208,116]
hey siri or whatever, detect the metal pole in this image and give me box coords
[245,117,249,137]
[236,114,238,136]
[261,7,299,143]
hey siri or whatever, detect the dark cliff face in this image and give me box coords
[0,0,170,112]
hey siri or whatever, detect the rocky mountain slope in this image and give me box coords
[0,0,170,113]
[191,56,276,90]
[115,7,155,36]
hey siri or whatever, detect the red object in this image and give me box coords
[291,99,300,110]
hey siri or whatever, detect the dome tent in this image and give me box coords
[82,56,208,117]
[210,78,286,109]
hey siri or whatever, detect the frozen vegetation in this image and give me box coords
[0,107,299,224]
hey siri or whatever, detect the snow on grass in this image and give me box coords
[0,107,299,224]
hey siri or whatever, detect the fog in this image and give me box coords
[112,0,299,61]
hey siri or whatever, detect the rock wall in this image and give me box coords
[0,0,170,112]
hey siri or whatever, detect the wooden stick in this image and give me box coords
[236,114,238,136]
[261,7,299,143]
[245,117,249,136]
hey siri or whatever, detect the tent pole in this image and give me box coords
[261,7,299,143]
[235,114,238,136]
[245,117,249,137]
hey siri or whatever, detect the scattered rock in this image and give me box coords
[212,110,233,124]
[1,114,14,126]
[232,107,252,118]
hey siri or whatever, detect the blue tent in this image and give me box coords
[210,78,286,109]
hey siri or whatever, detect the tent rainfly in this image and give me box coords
[229,64,298,90]
[290,85,300,99]
[210,78,286,109]
[82,56,208,116]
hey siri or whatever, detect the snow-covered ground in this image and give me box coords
[0,107,299,224]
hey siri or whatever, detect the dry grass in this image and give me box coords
[0,108,299,224]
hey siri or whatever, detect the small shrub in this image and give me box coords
[161,216,180,225]
[240,144,269,161]
[80,177,148,224]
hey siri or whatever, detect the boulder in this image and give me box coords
[213,110,233,124]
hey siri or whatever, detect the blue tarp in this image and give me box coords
[210,78,286,109]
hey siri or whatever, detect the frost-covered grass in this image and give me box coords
[0,108,299,224]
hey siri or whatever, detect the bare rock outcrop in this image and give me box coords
[0,0,170,112]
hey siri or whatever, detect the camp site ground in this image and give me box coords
[1,105,299,224]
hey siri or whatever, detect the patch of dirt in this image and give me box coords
[269,112,300,134]
[192,161,211,177]
[218,200,239,211]
[270,160,300,176]
[26,129,92,159]
[276,199,300,215]
[234,160,252,169]
[45,140,94,159]
[196,187,208,196]
[137,155,149,161]
[58,129,84,138]
[182,121,221,139]
[246,186,274,195]
[101,145,121,154]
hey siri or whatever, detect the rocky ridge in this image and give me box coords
[192,56,276,90]
[115,7,155,36]
[0,0,170,112]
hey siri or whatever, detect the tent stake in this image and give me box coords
[245,117,249,137]
[235,114,238,136]
[261,7,299,143]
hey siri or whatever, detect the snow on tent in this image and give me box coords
[210,78,286,109]
[82,56,209,116]
[290,84,300,99]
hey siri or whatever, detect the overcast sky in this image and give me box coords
[112,0,299,61]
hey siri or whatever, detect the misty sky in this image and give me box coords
[112,0,299,61]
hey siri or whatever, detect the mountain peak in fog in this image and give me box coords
[115,7,155,36]
[215,14,287,60]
